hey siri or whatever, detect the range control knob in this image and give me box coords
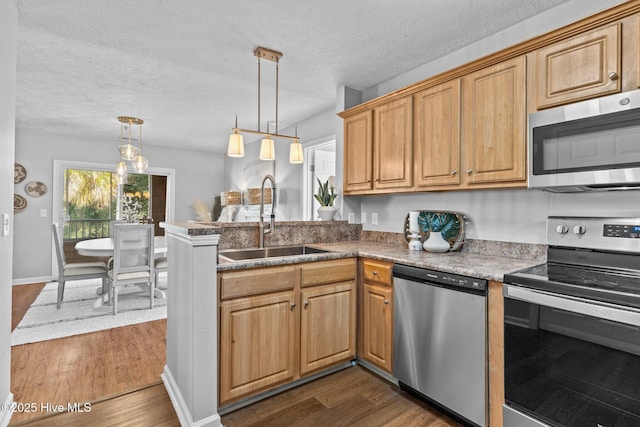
[556,225,569,234]
[573,225,586,235]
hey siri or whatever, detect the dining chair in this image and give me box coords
[107,223,155,315]
[154,255,168,290]
[52,223,108,309]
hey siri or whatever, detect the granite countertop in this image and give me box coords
[217,240,543,282]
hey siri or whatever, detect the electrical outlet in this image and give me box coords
[361,212,367,224]
[40,209,47,217]
[348,213,355,224]
[371,212,378,225]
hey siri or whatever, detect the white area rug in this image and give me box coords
[12,276,167,346]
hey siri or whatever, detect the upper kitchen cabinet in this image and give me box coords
[462,56,527,187]
[533,23,622,110]
[343,110,373,193]
[373,96,413,191]
[414,80,461,188]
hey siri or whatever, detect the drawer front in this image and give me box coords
[220,265,297,300]
[363,260,392,285]
[301,258,356,287]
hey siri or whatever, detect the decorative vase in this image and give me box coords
[317,206,337,221]
[423,231,450,253]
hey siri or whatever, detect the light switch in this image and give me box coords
[2,213,9,237]
[371,212,378,225]
[361,212,367,224]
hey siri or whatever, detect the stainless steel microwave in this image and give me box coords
[528,89,640,192]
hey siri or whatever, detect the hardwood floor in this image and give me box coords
[10,284,463,426]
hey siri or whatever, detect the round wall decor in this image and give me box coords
[25,181,47,197]
[14,163,27,184]
[14,194,27,212]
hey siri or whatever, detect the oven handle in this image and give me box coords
[503,284,640,327]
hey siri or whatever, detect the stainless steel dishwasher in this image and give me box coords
[393,264,488,427]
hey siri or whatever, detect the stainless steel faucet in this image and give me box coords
[259,174,276,248]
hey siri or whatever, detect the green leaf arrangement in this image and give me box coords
[417,212,461,240]
[314,178,337,207]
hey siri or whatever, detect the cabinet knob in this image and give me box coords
[372,271,378,276]
[384,300,389,305]
[304,301,309,308]
[290,302,296,309]
[466,169,473,175]
[451,170,457,176]
[608,71,619,81]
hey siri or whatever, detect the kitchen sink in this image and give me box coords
[218,245,329,262]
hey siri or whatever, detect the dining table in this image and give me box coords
[75,236,168,306]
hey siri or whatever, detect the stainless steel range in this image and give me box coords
[503,217,640,427]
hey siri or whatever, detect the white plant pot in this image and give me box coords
[423,231,450,253]
[317,206,337,221]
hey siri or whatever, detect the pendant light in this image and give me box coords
[289,126,303,164]
[227,117,245,157]
[259,122,275,161]
[116,116,148,177]
[227,47,303,164]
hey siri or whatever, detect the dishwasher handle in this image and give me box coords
[393,263,487,295]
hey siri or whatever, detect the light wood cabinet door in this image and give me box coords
[535,23,621,110]
[300,281,356,376]
[363,283,393,373]
[414,80,461,187]
[373,96,413,190]
[219,291,296,404]
[344,110,373,193]
[462,56,527,186]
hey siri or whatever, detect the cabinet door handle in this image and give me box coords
[384,300,389,305]
[451,170,457,176]
[304,301,309,308]
[467,168,473,175]
[608,71,619,81]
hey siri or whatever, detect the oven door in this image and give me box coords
[503,284,640,427]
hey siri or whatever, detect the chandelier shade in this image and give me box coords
[289,139,303,164]
[227,131,245,157]
[259,137,275,161]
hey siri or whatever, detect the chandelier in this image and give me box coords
[116,116,148,184]
[227,47,304,164]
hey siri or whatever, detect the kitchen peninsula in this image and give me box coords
[161,220,545,426]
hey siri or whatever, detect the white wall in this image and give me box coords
[354,0,636,244]
[225,107,336,220]
[13,129,226,281]
[0,0,17,423]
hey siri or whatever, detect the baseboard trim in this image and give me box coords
[162,365,222,427]
[12,276,53,286]
[0,392,14,427]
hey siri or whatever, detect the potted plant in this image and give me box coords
[315,177,338,220]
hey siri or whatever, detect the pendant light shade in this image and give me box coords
[259,137,275,161]
[289,139,303,164]
[119,143,140,161]
[116,161,128,184]
[227,132,245,157]
[133,155,149,173]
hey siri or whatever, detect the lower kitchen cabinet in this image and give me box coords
[300,281,357,375]
[219,291,296,405]
[362,283,393,372]
[359,259,393,373]
[218,258,357,405]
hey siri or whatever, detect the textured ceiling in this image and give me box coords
[16,0,571,153]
